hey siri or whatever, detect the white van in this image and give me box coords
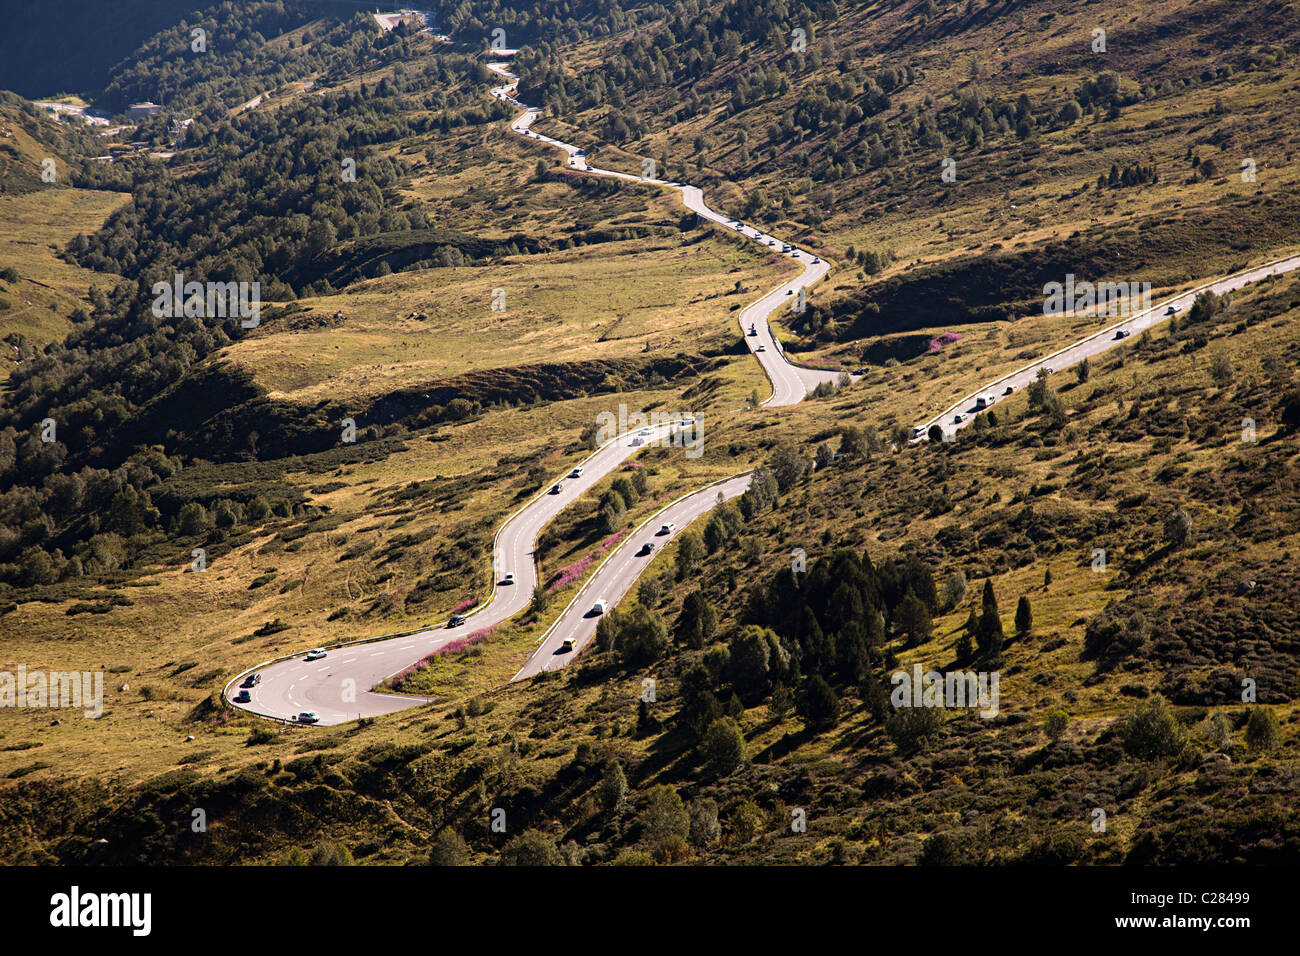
[974,394,996,410]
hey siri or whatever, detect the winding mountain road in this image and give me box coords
[913,252,1300,441]
[226,63,838,723]
[229,55,1300,726]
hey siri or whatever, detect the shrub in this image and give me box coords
[429,828,470,866]
[701,717,747,777]
[885,705,946,753]
[797,675,840,730]
[1244,707,1280,753]
[1120,696,1186,760]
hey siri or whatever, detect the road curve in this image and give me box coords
[227,58,870,723]
[487,61,840,406]
[913,252,1300,442]
[513,474,753,679]
[229,422,678,724]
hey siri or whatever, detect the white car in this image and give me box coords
[953,413,967,424]
[756,344,766,352]
[570,466,583,478]
[305,649,327,661]
[501,572,515,585]
[638,427,652,436]
[298,711,320,724]
[1166,304,1180,315]
[679,417,695,426]
[658,522,677,535]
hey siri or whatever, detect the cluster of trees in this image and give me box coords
[99,1,325,112]
[0,437,300,588]
[72,42,499,297]
[1097,161,1158,190]
[596,471,649,534]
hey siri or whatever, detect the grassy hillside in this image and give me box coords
[2,263,1296,866]
[1,0,1298,867]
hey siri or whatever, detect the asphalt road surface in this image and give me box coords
[230,61,1300,725]
[913,253,1300,442]
[229,422,679,724]
[512,474,753,679]
[230,66,846,724]
[488,61,840,406]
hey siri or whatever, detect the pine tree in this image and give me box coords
[1015,596,1033,636]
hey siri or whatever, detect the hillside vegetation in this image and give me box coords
[0,0,1297,866]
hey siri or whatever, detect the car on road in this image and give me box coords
[658,522,677,535]
[638,427,652,435]
[448,614,466,628]
[305,649,327,661]
[570,466,583,478]
[234,689,251,703]
[550,481,563,494]
[1166,304,1180,315]
[679,417,695,426]
[590,598,608,615]
[241,672,261,688]
[756,344,766,352]
[1003,385,1016,395]
[561,637,576,653]
[630,436,642,446]
[786,289,794,295]
[639,541,654,556]
[298,712,320,724]
[748,324,758,335]
[953,413,967,424]
[501,572,515,585]
[911,426,926,440]
[1115,328,1131,339]
[975,394,996,410]
[812,257,821,263]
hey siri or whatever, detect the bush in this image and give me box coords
[701,717,747,777]
[797,675,840,730]
[429,828,470,866]
[885,705,946,753]
[1244,707,1280,753]
[499,830,564,866]
[1120,696,1186,760]
[689,798,721,848]
[308,842,354,866]
[918,832,960,865]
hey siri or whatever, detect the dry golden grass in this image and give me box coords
[0,187,128,364]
